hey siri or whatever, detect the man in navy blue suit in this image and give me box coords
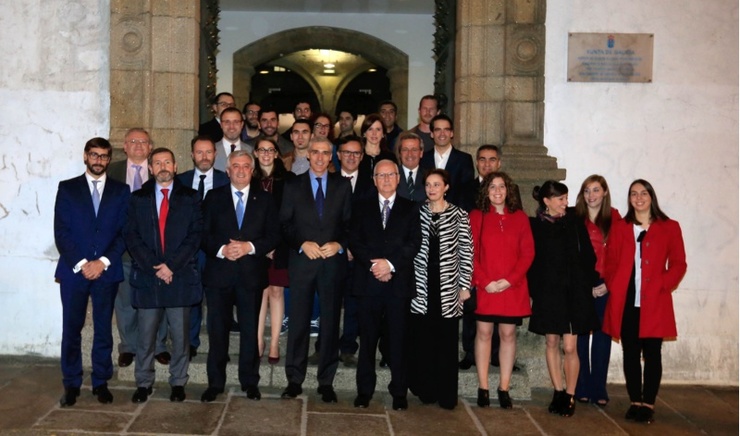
[177,135,229,359]
[54,137,130,406]
[420,114,474,207]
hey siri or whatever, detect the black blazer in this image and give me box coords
[200,184,280,290]
[420,147,474,207]
[350,171,377,206]
[396,163,431,204]
[198,117,223,143]
[124,179,203,308]
[348,195,422,298]
[176,169,229,198]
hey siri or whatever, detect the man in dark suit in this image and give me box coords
[108,128,169,368]
[199,150,280,402]
[124,147,203,403]
[198,92,235,143]
[420,114,474,208]
[177,135,229,359]
[396,131,431,204]
[54,137,130,407]
[279,138,352,403]
[349,159,422,411]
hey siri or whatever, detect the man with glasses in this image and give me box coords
[109,129,170,368]
[240,101,261,142]
[279,138,352,403]
[199,92,236,143]
[349,159,422,411]
[54,137,130,406]
[396,131,430,204]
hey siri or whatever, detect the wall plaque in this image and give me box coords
[567,33,653,83]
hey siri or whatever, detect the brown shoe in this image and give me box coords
[118,352,134,367]
[155,352,171,365]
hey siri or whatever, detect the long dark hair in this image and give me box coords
[360,113,390,153]
[477,172,522,213]
[575,174,612,238]
[624,179,669,225]
[532,180,568,214]
[252,138,289,182]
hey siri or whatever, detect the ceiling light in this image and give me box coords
[324,63,335,69]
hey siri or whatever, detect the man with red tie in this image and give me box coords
[124,147,203,403]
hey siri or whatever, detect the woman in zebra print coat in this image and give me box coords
[408,169,473,410]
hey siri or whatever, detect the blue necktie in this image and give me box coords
[92,180,101,216]
[315,177,324,219]
[235,191,245,229]
[132,164,143,191]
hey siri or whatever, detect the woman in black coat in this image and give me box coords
[528,181,599,417]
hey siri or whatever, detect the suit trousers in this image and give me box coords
[135,306,189,387]
[115,259,168,355]
[356,293,410,398]
[205,285,262,390]
[285,255,343,387]
[60,279,117,389]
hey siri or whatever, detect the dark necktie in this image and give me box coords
[230,143,237,153]
[315,177,324,219]
[382,199,390,228]
[637,230,647,258]
[235,191,245,229]
[92,180,100,216]
[344,175,354,192]
[407,170,414,196]
[159,188,169,251]
[132,164,143,191]
[198,174,206,199]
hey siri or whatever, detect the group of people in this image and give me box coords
[54,93,686,425]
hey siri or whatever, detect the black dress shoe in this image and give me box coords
[625,404,640,420]
[118,352,134,367]
[200,387,223,402]
[93,383,113,404]
[317,385,337,403]
[392,396,408,411]
[497,388,512,409]
[354,394,371,408]
[189,346,198,361]
[155,352,171,365]
[60,387,80,407]
[458,354,475,370]
[636,405,654,423]
[477,388,490,408]
[170,385,186,402]
[132,386,152,403]
[245,385,261,401]
[281,382,302,399]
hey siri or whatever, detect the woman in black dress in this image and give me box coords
[528,180,599,417]
[358,113,396,179]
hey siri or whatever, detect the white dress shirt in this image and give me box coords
[434,146,452,169]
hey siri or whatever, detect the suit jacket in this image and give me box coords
[346,170,376,207]
[198,117,223,143]
[420,147,474,208]
[461,177,482,212]
[214,140,254,172]
[108,159,151,188]
[349,195,422,298]
[200,184,280,290]
[124,178,203,308]
[176,168,229,199]
[54,174,130,284]
[279,171,352,260]
[396,164,430,204]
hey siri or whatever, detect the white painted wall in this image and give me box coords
[0,0,110,355]
[216,11,436,127]
[545,1,738,384]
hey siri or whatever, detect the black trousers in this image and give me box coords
[621,267,663,405]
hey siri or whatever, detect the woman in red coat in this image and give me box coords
[603,179,687,424]
[470,172,534,409]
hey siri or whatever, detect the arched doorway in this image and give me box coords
[232,26,410,128]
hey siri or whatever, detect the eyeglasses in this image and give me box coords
[373,172,398,179]
[87,151,111,162]
[126,139,150,145]
[314,123,330,129]
[338,151,362,158]
[216,102,235,108]
[256,148,277,154]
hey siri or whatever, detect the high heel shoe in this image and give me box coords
[548,390,565,414]
[267,354,280,365]
[477,388,490,408]
[560,393,576,417]
[497,388,512,409]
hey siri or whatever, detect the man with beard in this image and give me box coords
[379,101,403,152]
[286,119,312,175]
[337,110,357,139]
[54,137,130,406]
[281,100,313,142]
[177,136,229,359]
[240,101,261,142]
[409,95,440,153]
[214,107,253,172]
[125,148,203,403]
[247,107,294,157]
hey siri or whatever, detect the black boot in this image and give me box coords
[477,388,490,407]
[497,388,513,409]
[548,390,565,414]
[560,393,576,417]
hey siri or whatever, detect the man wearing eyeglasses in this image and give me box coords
[348,159,422,411]
[198,92,236,143]
[54,137,130,407]
[279,138,352,403]
[240,101,261,142]
[109,129,170,369]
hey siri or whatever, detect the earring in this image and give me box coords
[545,207,550,214]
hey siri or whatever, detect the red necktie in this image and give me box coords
[159,188,169,252]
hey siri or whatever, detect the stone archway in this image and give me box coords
[233,26,409,127]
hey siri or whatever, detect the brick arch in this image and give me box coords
[233,26,409,127]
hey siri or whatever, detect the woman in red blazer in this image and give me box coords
[603,179,687,424]
[470,172,534,409]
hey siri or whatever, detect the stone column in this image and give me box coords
[455,0,564,212]
[110,0,200,167]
